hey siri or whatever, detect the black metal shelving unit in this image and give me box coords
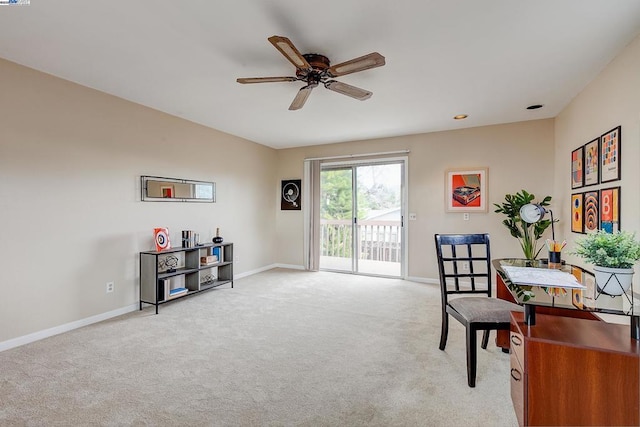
[139,242,233,313]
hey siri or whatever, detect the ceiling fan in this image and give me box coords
[237,36,385,110]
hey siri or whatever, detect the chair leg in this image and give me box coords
[439,312,449,351]
[466,326,477,387]
[481,330,490,349]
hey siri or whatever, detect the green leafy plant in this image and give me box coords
[494,190,552,260]
[572,230,640,268]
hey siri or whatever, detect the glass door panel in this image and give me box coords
[319,168,353,272]
[355,163,402,276]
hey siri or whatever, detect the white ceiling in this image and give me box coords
[1,1,640,149]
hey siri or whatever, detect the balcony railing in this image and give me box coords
[320,219,402,262]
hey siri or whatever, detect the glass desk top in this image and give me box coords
[493,258,638,318]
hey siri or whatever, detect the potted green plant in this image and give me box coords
[494,190,553,260]
[572,230,640,295]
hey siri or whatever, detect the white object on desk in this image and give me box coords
[502,266,585,289]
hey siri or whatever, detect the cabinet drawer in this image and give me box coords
[510,350,525,427]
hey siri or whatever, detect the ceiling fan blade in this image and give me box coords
[268,35,312,71]
[327,52,385,77]
[324,80,372,101]
[289,83,317,111]
[237,77,297,84]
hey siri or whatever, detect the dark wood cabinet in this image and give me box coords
[496,273,600,349]
[510,311,640,426]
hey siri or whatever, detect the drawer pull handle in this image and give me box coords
[510,368,522,381]
[511,335,522,346]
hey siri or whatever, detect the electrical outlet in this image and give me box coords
[106,281,114,293]
[463,213,470,221]
[462,262,469,271]
[409,213,417,220]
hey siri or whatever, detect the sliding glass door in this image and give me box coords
[319,161,404,277]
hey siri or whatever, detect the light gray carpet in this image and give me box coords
[0,269,517,426]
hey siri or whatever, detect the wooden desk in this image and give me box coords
[510,312,640,426]
[496,273,600,349]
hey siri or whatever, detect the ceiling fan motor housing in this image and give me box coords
[296,53,331,82]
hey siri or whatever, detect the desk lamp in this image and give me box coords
[520,203,555,241]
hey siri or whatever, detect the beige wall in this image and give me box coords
[0,58,278,343]
[3,32,637,347]
[555,35,640,267]
[276,119,556,281]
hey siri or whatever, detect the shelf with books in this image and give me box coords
[140,242,233,313]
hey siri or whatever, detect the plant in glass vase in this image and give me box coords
[572,230,640,295]
[494,190,552,261]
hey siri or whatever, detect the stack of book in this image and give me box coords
[167,287,187,299]
[159,278,188,300]
[200,255,218,266]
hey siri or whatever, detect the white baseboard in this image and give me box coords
[234,264,305,280]
[0,303,138,353]
[274,263,305,270]
[234,263,279,280]
[406,275,439,285]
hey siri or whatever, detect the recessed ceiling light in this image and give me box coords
[453,114,468,120]
[526,104,544,110]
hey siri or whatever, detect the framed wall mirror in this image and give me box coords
[141,176,215,202]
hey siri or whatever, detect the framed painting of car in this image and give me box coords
[445,168,488,212]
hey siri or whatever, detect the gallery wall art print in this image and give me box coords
[571,193,584,234]
[583,137,599,186]
[600,126,621,183]
[583,190,599,233]
[445,168,488,212]
[571,146,584,189]
[600,186,620,233]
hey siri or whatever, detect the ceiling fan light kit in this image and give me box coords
[237,35,385,110]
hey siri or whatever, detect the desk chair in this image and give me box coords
[434,233,522,387]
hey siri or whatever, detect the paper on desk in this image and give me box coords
[502,266,586,289]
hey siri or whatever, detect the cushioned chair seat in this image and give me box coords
[448,297,522,323]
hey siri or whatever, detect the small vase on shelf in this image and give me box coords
[212,227,224,244]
